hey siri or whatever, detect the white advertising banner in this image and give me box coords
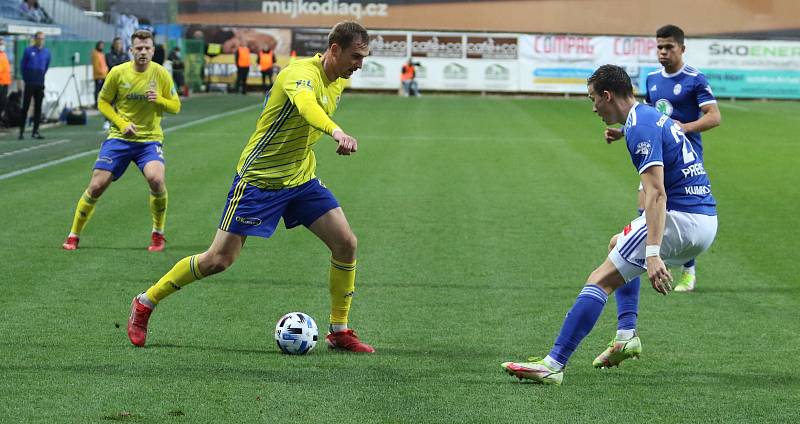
[518,34,659,94]
[349,30,800,99]
[350,32,520,92]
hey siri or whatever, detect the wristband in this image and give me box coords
[645,245,660,257]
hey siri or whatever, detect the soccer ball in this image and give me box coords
[274,312,318,355]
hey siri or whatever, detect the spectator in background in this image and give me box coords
[92,41,109,108]
[234,42,250,94]
[19,0,52,24]
[168,46,185,96]
[19,31,50,140]
[152,35,165,65]
[106,37,130,70]
[400,59,421,97]
[0,38,11,125]
[259,45,276,91]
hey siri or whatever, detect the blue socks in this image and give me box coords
[547,284,608,366]
[615,276,640,330]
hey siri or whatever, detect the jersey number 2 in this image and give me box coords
[670,123,696,164]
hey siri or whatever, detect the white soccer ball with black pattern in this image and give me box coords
[274,312,318,355]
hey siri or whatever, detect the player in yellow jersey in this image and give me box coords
[127,22,375,353]
[62,30,180,252]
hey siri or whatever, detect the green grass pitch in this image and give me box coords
[1,94,798,423]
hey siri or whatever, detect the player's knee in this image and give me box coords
[146,177,166,192]
[87,179,111,198]
[332,232,357,259]
[588,268,624,293]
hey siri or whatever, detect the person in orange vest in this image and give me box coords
[91,40,109,108]
[234,43,251,94]
[0,37,11,124]
[258,46,275,91]
[400,59,421,97]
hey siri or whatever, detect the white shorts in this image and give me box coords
[609,211,718,282]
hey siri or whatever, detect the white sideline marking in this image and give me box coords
[719,102,749,111]
[0,139,71,158]
[0,103,261,181]
[0,150,100,180]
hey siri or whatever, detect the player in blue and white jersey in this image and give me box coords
[607,24,721,294]
[501,65,718,385]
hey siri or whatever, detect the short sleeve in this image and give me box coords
[694,73,716,107]
[626,125,664,174]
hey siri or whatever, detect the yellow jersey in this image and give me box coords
[237,54,345,189]
[99,61,180,142]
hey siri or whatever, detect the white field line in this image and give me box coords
[0,103,261,182]
[0,139,71,158]
[719,102,749,111]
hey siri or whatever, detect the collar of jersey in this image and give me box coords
[625,101,641,128]
[660,63,686,79]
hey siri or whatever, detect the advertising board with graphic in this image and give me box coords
[350,32,519,92]
[187,24,800,98]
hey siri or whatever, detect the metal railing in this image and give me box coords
[35,0,115,41]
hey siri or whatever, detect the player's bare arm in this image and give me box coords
[677,103,722,134]
[640,165,672,295]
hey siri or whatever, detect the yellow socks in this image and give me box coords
[149,190,168,233]
[329,258,356,327]
[68,190,98,236]
[144,254,204,304]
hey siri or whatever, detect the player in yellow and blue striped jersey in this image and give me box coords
[127,22,375,353]
[62,29,180,252]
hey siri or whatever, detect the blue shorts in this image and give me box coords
[218,175,340,238]
[94,138,165,180]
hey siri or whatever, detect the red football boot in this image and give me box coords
[326,329,375,353]
[148,232,166,252]
[62,235,79,250]
[127,296,154,347]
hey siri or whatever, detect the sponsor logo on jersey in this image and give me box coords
[673,83,682,95]
[655,98,673,116]
[635,141,652,156]
[684,185,711,195]
[681,163,707,178]
[650,85,657,91]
